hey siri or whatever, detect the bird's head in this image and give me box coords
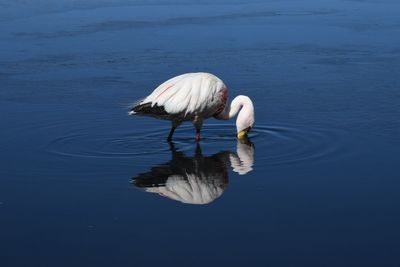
[235,96,255,139]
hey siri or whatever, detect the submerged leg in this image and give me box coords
[167,121,181,141]
[193,118,203,142]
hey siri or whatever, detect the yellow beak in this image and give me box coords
[237,130,248,139]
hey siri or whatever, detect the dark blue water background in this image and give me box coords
[1,0,400,266]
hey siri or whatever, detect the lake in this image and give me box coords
[1,0,399,266]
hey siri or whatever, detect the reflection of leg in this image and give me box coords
[196,128,201,142]
[195,142,202,158]
[168,140,186,160]
[168,140,177,153]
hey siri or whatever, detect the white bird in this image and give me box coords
[129,72,255,141]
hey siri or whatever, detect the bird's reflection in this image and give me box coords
[132,139,254,205]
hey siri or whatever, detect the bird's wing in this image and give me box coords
[140,73,226,117]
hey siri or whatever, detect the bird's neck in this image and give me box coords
[217,95,254,120]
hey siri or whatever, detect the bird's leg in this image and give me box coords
[196,129,201,142]
[167,127,176,141]
[167,121,181,141]
[193,118,203,142]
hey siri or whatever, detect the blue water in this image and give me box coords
[1,0,400,266]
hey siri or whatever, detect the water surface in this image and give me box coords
[1,0,400,266]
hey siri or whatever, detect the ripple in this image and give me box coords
[44,121,348,165]
[46,128,170,158]
[45,123,234,158]
[249,124,347,166]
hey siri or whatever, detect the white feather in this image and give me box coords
[141,73,225,118]
[130,72,255,140]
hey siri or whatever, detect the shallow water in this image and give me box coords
[1,0,400,266]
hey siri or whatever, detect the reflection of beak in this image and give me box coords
[238,135,252,145]
[237,127,251,139]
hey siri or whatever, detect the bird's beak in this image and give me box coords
[237,127,251,139]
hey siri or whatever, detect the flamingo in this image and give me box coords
[129,72,255,141]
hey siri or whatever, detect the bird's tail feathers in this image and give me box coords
[128,98,145,115]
